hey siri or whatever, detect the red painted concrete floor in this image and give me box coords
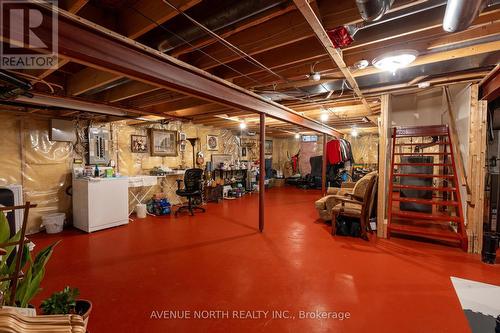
[30,187,500,333]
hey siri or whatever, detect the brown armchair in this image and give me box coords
[331,172,378,240]
[315,182,356,221]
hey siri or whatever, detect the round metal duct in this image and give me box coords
[355,0,395,22]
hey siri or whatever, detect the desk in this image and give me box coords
[128,171,186,214]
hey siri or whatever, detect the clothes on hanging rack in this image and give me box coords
[326,139,354,165]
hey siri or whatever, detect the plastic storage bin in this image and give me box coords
[135,204,147,219]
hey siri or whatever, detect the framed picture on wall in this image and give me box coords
[241,147,247,158]
[178,132,187,152]
[265,140,273,155]
[207,135,219,151]
[150,129,178,156]
[131,134,148,153]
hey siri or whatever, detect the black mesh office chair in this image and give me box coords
[175,168,206,216]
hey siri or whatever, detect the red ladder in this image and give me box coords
[387,125,468,251]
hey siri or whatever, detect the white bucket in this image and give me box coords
[135,204,147,219]
[41,213,65,234]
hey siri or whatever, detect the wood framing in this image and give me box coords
[288,0,372,113]
[377,94,391,238]
[14,3,340,136]
[466,85,487,253]
[444,87,470,194]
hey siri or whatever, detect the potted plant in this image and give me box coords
[40,286,92,330]
[0,211,59,312]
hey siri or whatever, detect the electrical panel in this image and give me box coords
[88,127,110,165]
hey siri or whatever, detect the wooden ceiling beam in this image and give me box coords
[480,66,500,101]
[66,0,199,98]
[231,9,500,89]
[61,0,88,13]
[213,36,326,80]
[97,81,161,103]
[292,0,372,113]
[20,4,340,136]
[354,40,500,77]
[171,3,297,58]
[67,67,120,96]
[120,0,201,40]
[190,0,359,71]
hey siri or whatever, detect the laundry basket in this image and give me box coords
[41,213,65,234]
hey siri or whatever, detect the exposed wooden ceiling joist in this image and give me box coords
[292,0,372,113]
[65,0,199,97]
[121,0,201,40]
[8,3,340,136]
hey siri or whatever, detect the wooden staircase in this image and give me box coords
[387,125,468,251]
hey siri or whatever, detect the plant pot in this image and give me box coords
[76,299,92,330]
[1,304,36,317]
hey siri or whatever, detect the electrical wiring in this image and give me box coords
[128,6,264,87]
[130,2,342,120]
[4,69,62,94]
[159,0,336,107]
[161,0,286,82]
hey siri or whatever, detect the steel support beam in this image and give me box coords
[322,133,327,194]
[7,3,340,136]
[259,114,266,232]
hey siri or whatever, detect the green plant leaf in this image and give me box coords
[0,211,10,243]
[13,241,60,307]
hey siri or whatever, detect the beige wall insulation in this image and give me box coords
[0,114,73,234]
[345,134,378,165]
[0,113,243,234]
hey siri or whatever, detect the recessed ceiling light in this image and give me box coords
[372,50,418,73]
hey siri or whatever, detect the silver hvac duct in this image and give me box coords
[355,0,395,22]
[442,0,486,32]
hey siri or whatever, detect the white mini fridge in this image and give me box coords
[72,177,129,233]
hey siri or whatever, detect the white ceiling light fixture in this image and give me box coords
[372,50,418,74]
[239,122,247,129]
[351,128,359,137]
[418,81,431,89]
[320,111,329,122]
[295,133,301,139]
[309,71,321,81]
[352,59,369,70]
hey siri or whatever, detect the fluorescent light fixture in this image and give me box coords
[239,122,247,129]
[320,111,329,122]
[136,115,165,121]
[418,81,431,88]
[372,50,418,73]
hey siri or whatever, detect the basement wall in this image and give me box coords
[0,113,245,234]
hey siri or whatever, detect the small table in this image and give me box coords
[128,175,159,215]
